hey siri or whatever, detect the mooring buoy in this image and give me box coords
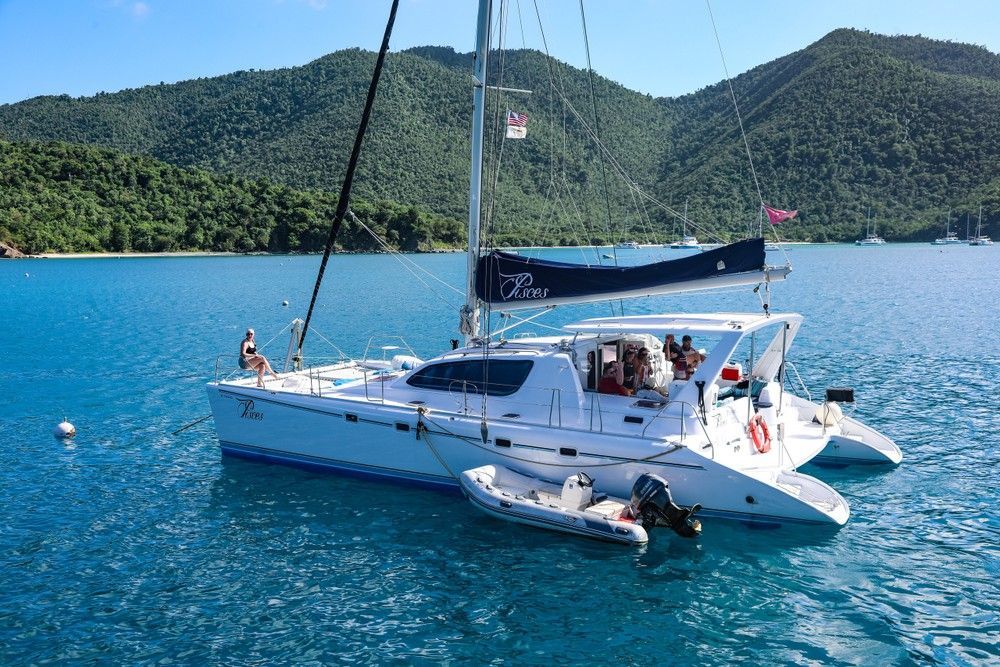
[53,420,76,439]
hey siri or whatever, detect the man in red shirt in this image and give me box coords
[598,361,633,396]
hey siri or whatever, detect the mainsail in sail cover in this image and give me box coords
[475,237,774,309]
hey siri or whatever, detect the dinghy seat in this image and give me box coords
[560,472,594,510]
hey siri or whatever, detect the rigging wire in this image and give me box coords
[704,0,764,208]
[578,0,618,257]
[705,0,792,266]
[542,84,728,245]
[579,0,628,321]
[530,0,616,261]
[299,0,400,355]
[351,212,464,302]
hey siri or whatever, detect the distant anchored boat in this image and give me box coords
[932,209,964,245]
[856,209,886,246]
[669,235,701,250]
[969,205,993,246]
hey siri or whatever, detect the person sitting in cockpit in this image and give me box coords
[664,333,688,380]
[598,361,633,396]
[680,335,706,374]
[621,348,638,392]
[636,347,668,398]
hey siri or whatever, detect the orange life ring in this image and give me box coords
[748,414,771,453]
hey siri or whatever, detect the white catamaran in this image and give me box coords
[932,209,964,245]
[207,0,901,533]
[855,209,886,246]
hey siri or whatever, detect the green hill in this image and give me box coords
[1,29,998,247]
[0,140,463,254]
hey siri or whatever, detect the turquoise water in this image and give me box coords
[2,245,997,664]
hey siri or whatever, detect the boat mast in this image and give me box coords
[683,198,688,237]
[461,0,492,343]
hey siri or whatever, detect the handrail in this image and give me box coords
[776,422,796,471]
[639,399,717,459]
[785,360,811,402]
[213,354,360,384]
[362,334,419,365]
[548,388,562,427]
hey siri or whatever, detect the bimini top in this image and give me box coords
[563,312,803,337]
[475,238,790,310]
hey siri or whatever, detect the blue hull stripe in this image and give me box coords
[812,454,894,466]
[220,440,460,494]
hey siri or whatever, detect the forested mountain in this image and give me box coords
[1,28,999,251]
[0,140,463,254]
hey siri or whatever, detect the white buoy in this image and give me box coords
[282,300,289,307]
[53,420,76,439]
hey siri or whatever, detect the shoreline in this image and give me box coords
[30,251,243,260]
[10,240,937,260]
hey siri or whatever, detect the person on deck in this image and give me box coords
[681,335,706,374]
[621,348,639,392]
[664,333,688,380]
[598,361,633,396]
[240,328,279,388]
[636,347,668,398]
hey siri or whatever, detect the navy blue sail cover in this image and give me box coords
[475,237,766,307]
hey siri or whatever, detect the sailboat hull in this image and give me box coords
[207,382,849,526]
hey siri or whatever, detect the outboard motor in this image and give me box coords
[630,473,702,538]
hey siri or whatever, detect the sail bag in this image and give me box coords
[475,238,769,309]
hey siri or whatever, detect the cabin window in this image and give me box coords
[405,360,534,397]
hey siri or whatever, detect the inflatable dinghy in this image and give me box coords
[460,465,701,545]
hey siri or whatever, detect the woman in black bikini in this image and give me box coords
[240,328,278,388]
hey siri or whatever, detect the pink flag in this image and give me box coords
[763,204,798,224]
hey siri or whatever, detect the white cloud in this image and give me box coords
[132,2,150,18]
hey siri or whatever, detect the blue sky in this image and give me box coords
[1,0,998,105]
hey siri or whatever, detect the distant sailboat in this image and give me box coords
[932,209,964,245]
[667,199,700,249]
[855,208,886,246]
[969,205,993,246]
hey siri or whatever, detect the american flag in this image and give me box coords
[507,110,528,127]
